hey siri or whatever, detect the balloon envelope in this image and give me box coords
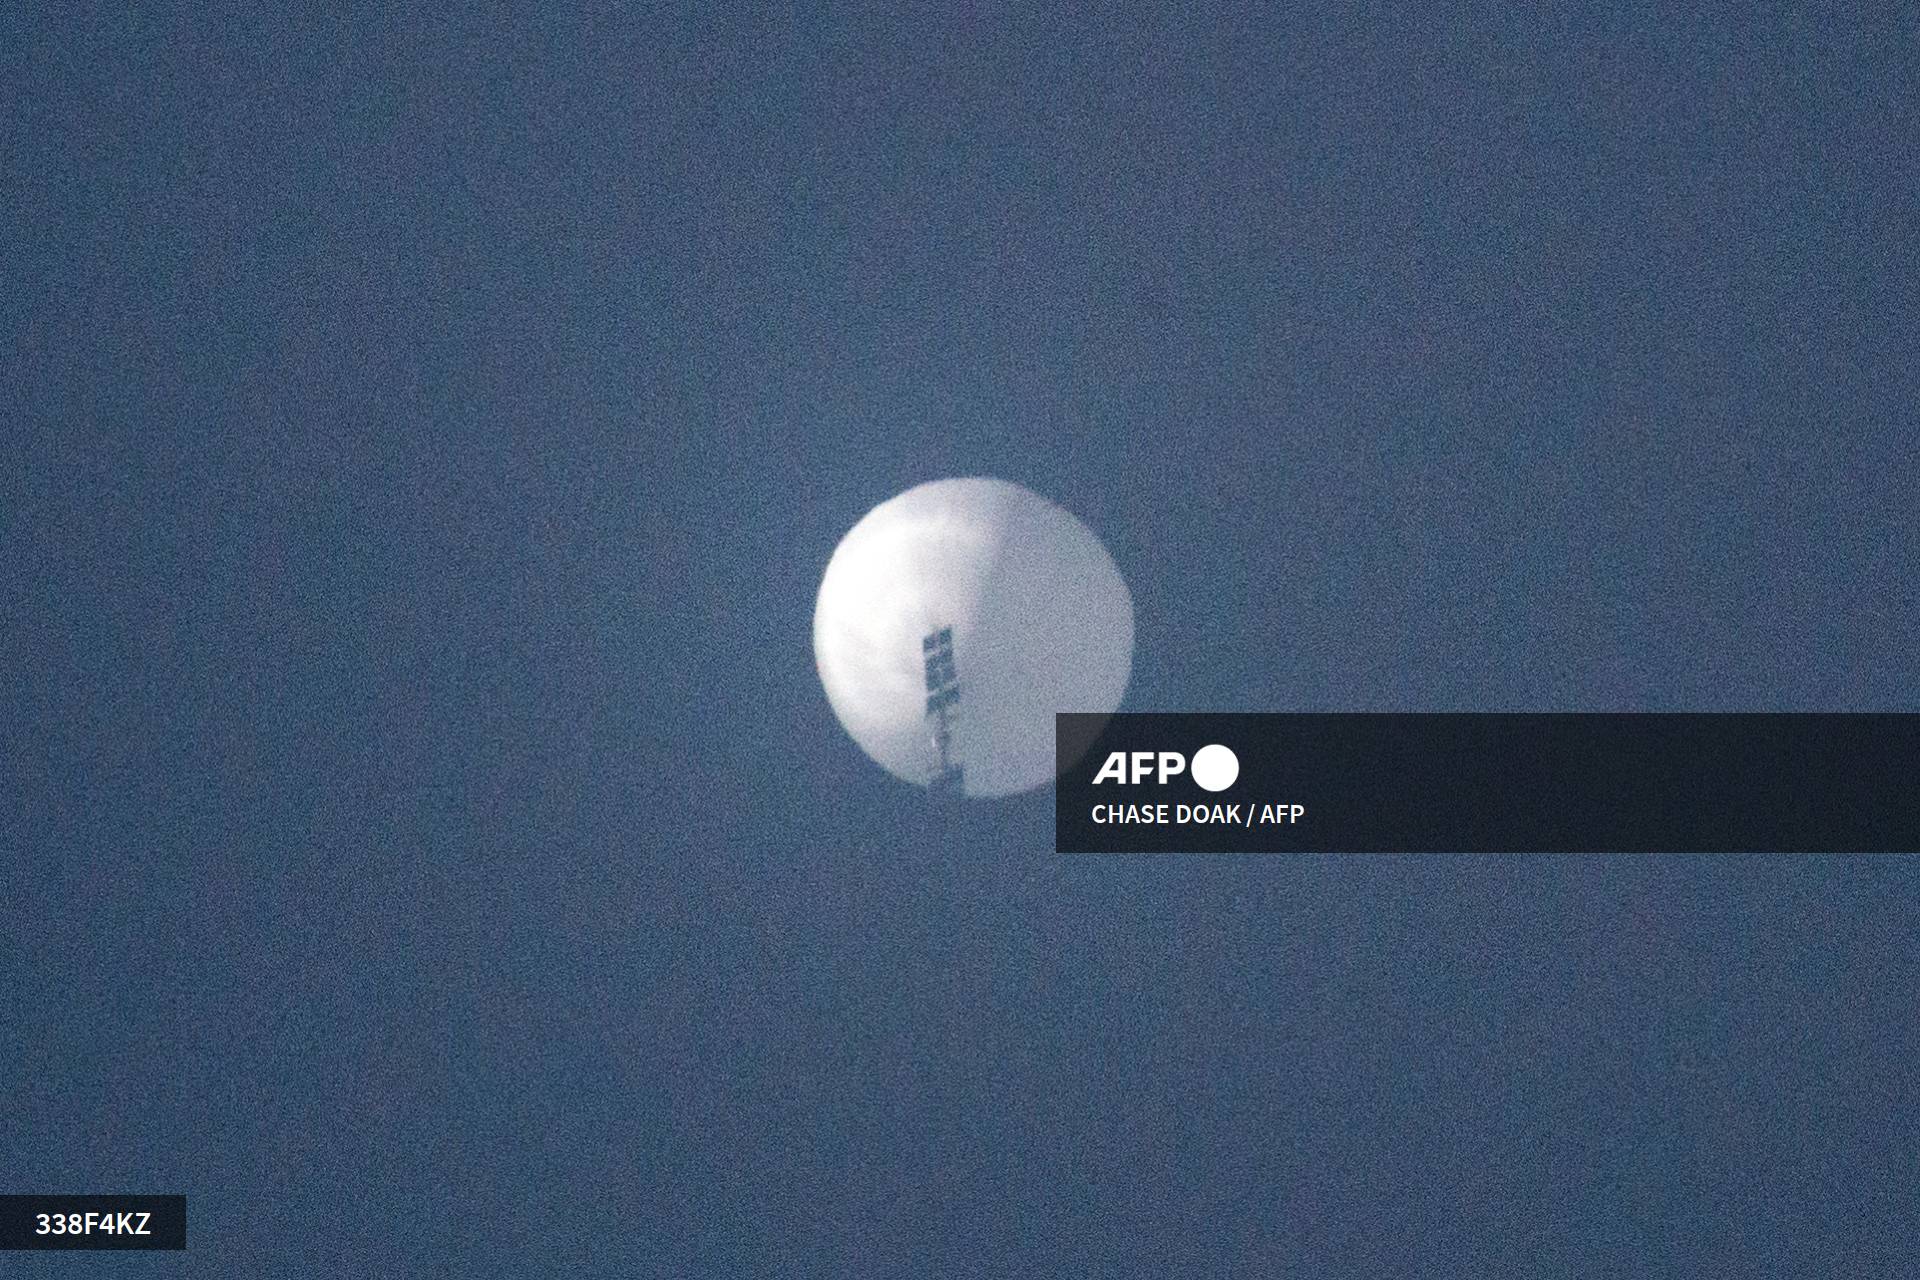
[813,477,1133,797]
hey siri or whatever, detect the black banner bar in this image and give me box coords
[0,1196,186,1250]
[1055,714,1920,853]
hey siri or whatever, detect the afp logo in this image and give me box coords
[1090,744,1239,792]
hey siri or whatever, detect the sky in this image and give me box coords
[4,4,1918,1275]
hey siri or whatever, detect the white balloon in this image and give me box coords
[813,477,1134,798]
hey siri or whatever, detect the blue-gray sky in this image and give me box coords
[5,5,1917,1275]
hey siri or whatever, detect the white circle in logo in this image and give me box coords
[1191,744,1239,792]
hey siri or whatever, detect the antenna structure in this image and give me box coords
[922,626,964,795]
